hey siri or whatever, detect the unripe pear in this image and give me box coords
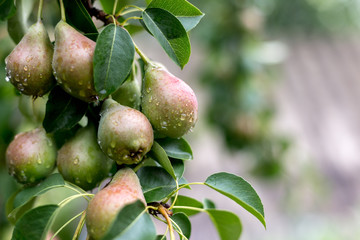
[52,21,98,102]
[57,124,114,190]
[86,168,145,240]
[5,21,55,97]
[98,99,153,165]
[141,64,198,138]
[112,74,141,110]
[6,128,56,184]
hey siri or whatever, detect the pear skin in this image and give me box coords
[57,124,114,190]
[5,21,55,97]
[85,168,145,240]
[6,127,56,185]
[98,99,153,165]
[52,21,98,102]
[141,64,198,138]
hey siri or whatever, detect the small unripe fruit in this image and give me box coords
[98,99,153,165]
[6,128,56,184]
[57,124,114,190]
[5,21,55,97]
[141,63,198,138]
[112,75,141,110]
[52,21,98,102]
[86,168,145,240]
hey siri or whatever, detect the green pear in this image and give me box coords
[85,168,145,240]
[112,74,141,110]
[98,99,153,165]
[52,21,98,102]
[141,63,198,138]
[5,21,55,97]
[6,127,56,185]
[57,124,114,190]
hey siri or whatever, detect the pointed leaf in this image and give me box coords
[137,166,176,202]
[63,0,98,34]
[206,209,242,240]
[147,0,204,31]
[12,205,59,240]
[142,8,190,68]
[171,213,191,239]
[94,24,135,99]
[43,86,88,133]
[103,200,156,240]
[149,141,176,179]
[171,158,185,180]
[205,172,266,228]
[203,198,216,209]
[172,195,203,216]
[6,191,36,224]
[157,138,193,160]
[0,0,16,21]
[13,173,65,209]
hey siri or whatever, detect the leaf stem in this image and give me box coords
[72,211,86,240]
[169,218,188,240]
[134,42,151,65]
[50,211,85,240]
[158,205,175,240]
[59,0,66,22]
[169,180,179,209]
[116,5,144,17]
[58,193,94,207]
[112,0,119,16]
[65,182,93,201]
[121,16,142,26]
[120,8,142,16]
[164,182,204,206]
[37,0,44,21]
[171,206,206,212]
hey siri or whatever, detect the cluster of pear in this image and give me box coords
[5,19,198,239]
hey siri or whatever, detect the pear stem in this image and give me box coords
[158,205,175,240]
[59,0,66,22]
[112,0,119,15]
[134,42,151,65]
[37,0,44,21]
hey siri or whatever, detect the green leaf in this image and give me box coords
[94,24,135,99]
[155,235,166,240]
[125,24,144,35]
[43,86,88,133]
[172,195,203,216]
[147,0,204,31]
[7,0,35,44]
[156,138,193,160]
[171,158,184,180]
[102,200,156,240]
[13,173,65,209]
[142,8,190,68]
[205,172,266,228]
[171,213,191,239]
[63,0,98,34]
[137,166,176,202]
[206,209,242,240]
[0,0,16,21]
[203,198,216,209]
[99,0,131,14]
[149,142,176,179]
[6,190,36,224]
[12,205,59,240]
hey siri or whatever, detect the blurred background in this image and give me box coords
[2,0,360,239]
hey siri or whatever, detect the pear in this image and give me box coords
[85,168,145,240]
[6,127,57,185]
[5,21,55,97]
[57,124,114,190]
[112,74,141,110]
[98,99,153,165]
[141,63,198,138]
[52,21,98,102]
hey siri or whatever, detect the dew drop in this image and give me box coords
[5,76,10,82]
[79,90,85,97]
[178,122,182,127]
[75,178,81,184]
[112,119,118,126]
[24,65,28,71]
[110,141,116,148]
[180,113,186,121]
[24,78,27,82]
[156,102,159,106]
[37,158,43,164]
[146,87,151,93]
[99,89,106,94]
[78,81,83,86]
[70,66,74,72]
[86,175,93,183]
[30,177,36,183]
[74,157,79,165]
[39,73,43,79]
[148,96,153,103]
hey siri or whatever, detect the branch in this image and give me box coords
[82,0,114,25]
